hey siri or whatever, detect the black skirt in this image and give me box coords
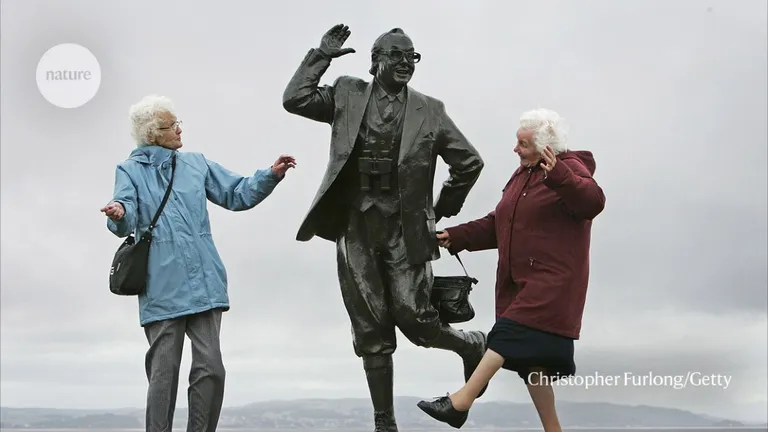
[486,317,576,384]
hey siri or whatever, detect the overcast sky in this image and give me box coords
[1,0,766,424]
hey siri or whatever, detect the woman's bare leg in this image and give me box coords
[448,349,505,411]
[526,367,563,432]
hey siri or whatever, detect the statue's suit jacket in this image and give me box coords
[282,48,484,265]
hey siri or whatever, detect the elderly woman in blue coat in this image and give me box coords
[100,94,295,432]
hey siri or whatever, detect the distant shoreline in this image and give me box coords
[3,428,768,431]
[2,397,764,431]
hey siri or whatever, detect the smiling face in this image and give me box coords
[514,128,541,167]
[374,33,419,91]
[150,110,183,150]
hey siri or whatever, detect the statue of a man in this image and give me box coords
[282,24,487,431]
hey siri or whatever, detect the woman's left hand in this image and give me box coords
[539,146,557,173]
[271,154,297,178]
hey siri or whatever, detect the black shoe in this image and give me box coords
[416,394,469,429]
[460,330,488,398]
[373,407,398,432]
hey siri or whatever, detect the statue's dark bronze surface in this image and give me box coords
[282,24,487,431]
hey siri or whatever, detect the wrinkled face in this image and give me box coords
[374,34,420,89]
[151,110,183,149]
[514,128,540,167]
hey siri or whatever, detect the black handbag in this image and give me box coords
[109,153,176,296]
[431,252,478,324]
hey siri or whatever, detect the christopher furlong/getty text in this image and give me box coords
[528,371,732,390]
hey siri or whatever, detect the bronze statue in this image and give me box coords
[282,24,487,431]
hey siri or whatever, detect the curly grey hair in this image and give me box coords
[519,108,569,155]
[128,95,176,146]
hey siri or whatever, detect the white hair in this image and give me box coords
[519,108,569,154]
[128,95,176,146]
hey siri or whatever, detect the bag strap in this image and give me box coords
[147,153,176,233]
[452,252,469,277]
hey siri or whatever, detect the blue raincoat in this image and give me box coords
[107,145,282,326]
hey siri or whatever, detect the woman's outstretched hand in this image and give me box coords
[271,154,297,178]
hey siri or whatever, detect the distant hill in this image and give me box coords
[0,397,753,429]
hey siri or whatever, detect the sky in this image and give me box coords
[1,0,766,424]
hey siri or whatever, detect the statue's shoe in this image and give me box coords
[373,407,398,432]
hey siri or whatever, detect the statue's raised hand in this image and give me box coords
[318,24,356,58]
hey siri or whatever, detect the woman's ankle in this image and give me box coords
[448,392,473,411]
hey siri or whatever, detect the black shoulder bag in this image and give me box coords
[109,154,176,296]
[431,252,478,324]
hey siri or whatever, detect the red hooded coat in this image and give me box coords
[444,150,605,339]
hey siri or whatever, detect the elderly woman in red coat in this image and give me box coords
[417,108,606,431]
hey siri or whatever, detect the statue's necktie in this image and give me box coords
[382,96,396,122]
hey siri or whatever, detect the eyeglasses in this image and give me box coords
[158,120,182,131]
[381,49,421,63]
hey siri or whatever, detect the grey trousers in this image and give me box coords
[143,308,226,432]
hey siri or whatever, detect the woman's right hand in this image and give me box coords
[436,230,451,249]
[101,201,125,221]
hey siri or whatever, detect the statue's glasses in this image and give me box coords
[381,49,421,64]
